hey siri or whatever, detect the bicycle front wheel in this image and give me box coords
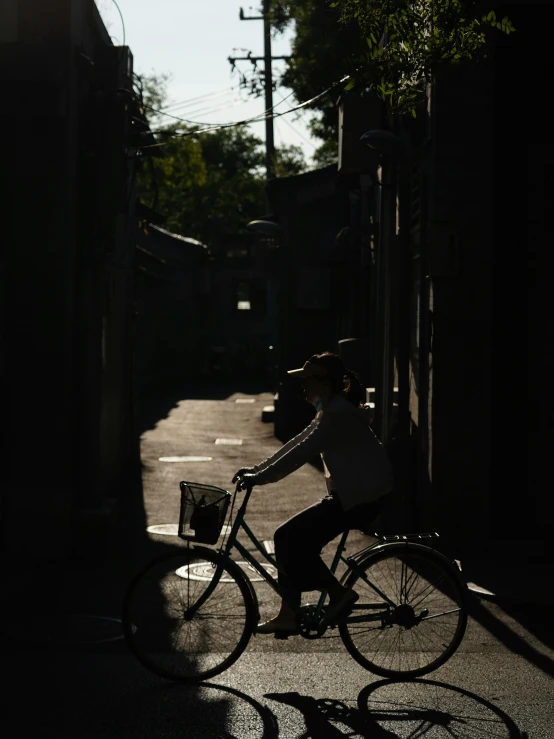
[339,542,468,678]
[123,546,255,682]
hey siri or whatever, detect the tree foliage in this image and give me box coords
[267,0,515,153]
[137,125,266,243]
[269,0,368,163]
[273,143,309,177]
[134,73,307,243]
[332,0,516,116]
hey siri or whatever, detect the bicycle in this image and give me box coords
[122,478,469,683]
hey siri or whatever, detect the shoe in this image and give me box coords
[255,617,298,635]
[320,589,359,627]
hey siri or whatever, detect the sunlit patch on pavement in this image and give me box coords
[176,560,278,582]
[147,523,233,537]
[159,456,213,462]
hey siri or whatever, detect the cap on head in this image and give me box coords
[287,360,328,379]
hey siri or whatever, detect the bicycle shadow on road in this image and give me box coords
[266,678,523,739]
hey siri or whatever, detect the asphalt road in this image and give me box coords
[4,383,551,738]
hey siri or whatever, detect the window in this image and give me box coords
[236,282,251,311]
[234,280,266,315]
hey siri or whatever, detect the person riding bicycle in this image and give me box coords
[233,351,394,635]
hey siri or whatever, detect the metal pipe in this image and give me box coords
[381,157,396,446]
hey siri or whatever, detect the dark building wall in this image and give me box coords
[489,2,554,549]
[135,261,211,391]
[1,0,139,554]
[405,2,554,554]
[426,60,496,546]
[267,165,353,440]
[3,1,83,553]
[208,235,272,381]
[134,226,271,394]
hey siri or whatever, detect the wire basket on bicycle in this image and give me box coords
[178,481,231,545]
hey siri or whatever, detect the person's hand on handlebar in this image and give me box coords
[232,467,256,483]
[234,472,259,490]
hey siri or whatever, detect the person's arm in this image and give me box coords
[251,415,320,473]
[232,416,320,484]
[252,412,333,485]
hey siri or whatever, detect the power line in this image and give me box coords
[163,86,238,110]
[145,98,249,126]
[140,76,349,149]
[151,96,240,122]
[183,100,246,119]
[145,75,258,121]
[161,87,241,113]
[164,94,239,117]
[145,89,296,130]
[168,93,246,118]
[274,91,318,149]
[111,0,126,45]
[278,112,318,150]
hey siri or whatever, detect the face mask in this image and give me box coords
[311,396,323,413]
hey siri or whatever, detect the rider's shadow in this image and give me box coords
[265,691,395,738]
[266,678,523,739]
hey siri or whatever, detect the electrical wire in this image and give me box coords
[142,87,301,139]
[139,76,348,150]
[161,86,242,112]
[274,91,318,149]
[165,94,246,119]
[143,76,259,124]
[111,0,126,45]
[163,93,239,117]
[277,113,318,150]
[145,98,249,126]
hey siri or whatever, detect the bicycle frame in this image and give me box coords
[185,484,400,625]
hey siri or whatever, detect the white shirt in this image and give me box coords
[253,393,394,511]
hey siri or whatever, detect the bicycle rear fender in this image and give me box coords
[345,541,467,589]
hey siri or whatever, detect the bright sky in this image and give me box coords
[94,0,321,165]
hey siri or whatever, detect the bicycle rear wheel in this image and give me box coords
[339,542,468,678]
[123,546,255,682]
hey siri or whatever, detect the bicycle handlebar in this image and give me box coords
[235,476,253,492]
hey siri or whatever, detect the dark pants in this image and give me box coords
[273,494,386,608]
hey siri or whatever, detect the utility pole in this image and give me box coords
[262,0,275,180]
[229,3,290,179]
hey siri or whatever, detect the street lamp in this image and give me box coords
[246,219,281,235]
[246,219,281,250]
[361,130,408,158]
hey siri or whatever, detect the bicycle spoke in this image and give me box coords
[402,566,421,603]
[421,607,462,621]
[123,549,253,682]
[340,545,467,678]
